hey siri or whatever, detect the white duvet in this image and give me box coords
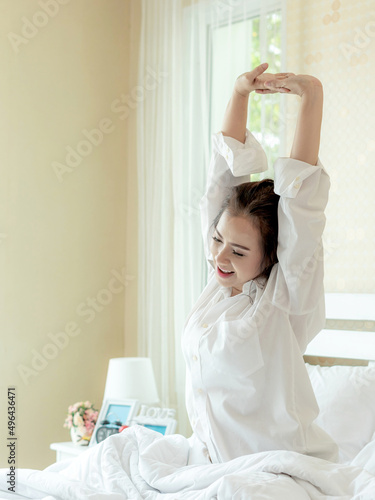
[1,426,375,500]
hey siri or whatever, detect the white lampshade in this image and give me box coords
[103,357,159,405]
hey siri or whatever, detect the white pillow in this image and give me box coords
[306,363,375,463]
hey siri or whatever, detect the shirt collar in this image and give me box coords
[242,280,257,296]
[219,279,261,299]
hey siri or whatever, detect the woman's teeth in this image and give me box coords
[219,267,234,274]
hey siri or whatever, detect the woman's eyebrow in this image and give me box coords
[215,229,250,251]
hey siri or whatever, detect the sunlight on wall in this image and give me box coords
[285,0,375,292]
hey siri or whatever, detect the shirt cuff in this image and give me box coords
[212,129,268,177]
[273,157,327,198]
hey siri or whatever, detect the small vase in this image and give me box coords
[70,426,91,446]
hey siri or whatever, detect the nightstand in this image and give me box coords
[50,442,90,462]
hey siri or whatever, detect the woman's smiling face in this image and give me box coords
[210,211,264,296]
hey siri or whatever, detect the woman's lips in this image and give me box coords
[217,266,235,278]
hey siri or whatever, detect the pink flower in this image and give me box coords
[64,401,98,431]
[84,419,95,433]
[85,408,98,422]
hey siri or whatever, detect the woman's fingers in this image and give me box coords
[264,79,290,91]
[255,88,288,94]
[274,72,295,77]
[264,79,283,87]
[256,85,290,94]
[250,62,269,79]
[255,89,278,94]
[255,71,297,94]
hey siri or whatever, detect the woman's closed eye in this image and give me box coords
[212,236,244,257]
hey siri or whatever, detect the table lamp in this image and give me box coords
[103,357,160,405]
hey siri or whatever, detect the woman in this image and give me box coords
[182,63,338,465]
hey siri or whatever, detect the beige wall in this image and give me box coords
[285,0,375,292]
[0,0,139,469]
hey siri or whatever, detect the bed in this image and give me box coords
[1,293,375,499]
[303,293,375,471]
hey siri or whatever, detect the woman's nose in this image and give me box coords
[216,246,230,262]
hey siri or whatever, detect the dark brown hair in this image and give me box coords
[213,179,280,281]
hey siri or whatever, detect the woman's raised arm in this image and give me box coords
[257,74,324,165]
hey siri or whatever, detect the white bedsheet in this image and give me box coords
[1,426,374,500]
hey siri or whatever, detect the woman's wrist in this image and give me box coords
[299,77,323,98]
[233,87,251,99]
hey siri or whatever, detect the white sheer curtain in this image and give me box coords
[136,0,285,436]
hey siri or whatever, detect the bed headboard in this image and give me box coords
[304,293,375,366]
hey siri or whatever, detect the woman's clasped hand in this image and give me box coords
[234,62,322,97]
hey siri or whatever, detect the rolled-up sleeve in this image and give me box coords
[200,129,268,269]
[272,157,330,317]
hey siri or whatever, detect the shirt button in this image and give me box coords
[197,388,204,395]
[193,355,198,361]
[202,323,208,328]
[294,182,301,189]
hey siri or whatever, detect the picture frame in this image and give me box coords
[129,414,177,435]
[90,398,139,446]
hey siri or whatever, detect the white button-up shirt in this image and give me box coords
[182,130,338,464]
